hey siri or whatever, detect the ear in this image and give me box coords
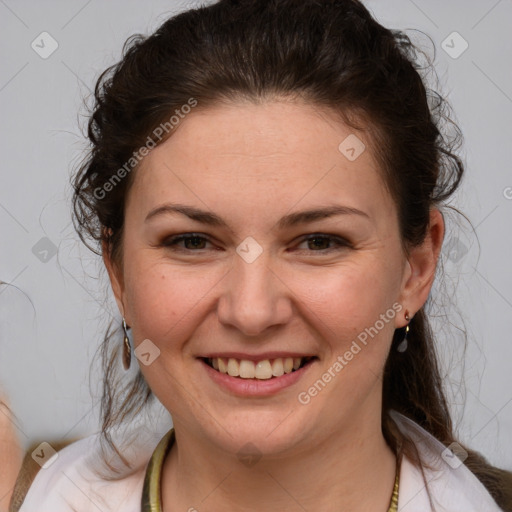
[397,208,445,326]
[102,237,128,322]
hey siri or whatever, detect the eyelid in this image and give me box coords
[161,233,214,250]
[161,232,352,253]
[295,233,352,251]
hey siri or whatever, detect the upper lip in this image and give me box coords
[198,352,317,361]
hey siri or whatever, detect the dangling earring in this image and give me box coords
[396,312,411,353]
[122,318,131,370]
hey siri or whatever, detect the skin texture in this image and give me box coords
[0,394,22,512]
[104,99,444,511]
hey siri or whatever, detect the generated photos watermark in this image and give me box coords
[298,302,403,405]
[93,98,198,200]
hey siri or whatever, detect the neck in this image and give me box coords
[161,416,397,512]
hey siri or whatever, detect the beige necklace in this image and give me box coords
[141,429,400,511]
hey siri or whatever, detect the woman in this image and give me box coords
[12,0,512,511]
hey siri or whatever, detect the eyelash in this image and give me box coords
[161,233,351,254]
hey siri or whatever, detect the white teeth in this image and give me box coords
[209,356,312,379]
[239,360,255,378]
[255,360,273,379]
[271,358,284,377]
[218,358,228,374]
[227,358,240,377]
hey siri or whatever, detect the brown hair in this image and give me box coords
[72,0,512,509]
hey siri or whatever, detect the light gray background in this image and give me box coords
[1,0,511,470]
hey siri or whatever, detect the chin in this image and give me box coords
[196,411,308,459]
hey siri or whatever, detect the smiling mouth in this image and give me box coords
[202,356,316,380]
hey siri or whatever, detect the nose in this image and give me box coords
[217,249,293,337]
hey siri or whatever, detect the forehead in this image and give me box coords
[128,100,395,226]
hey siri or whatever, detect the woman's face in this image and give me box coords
[106,100,441,456]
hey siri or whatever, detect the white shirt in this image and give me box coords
[18,411,504,512]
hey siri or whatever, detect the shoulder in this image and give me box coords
[391,411,504,512]
[13,432,155,512]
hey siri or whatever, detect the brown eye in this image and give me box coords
[162,234,212,251]
[296,234,351,253]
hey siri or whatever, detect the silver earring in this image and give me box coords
[397,312,411,353]
[122,318,131,370]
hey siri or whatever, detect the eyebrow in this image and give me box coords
[144,203,370,230]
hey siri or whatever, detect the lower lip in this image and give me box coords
[200,358,316,397]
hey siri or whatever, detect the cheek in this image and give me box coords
[122,255,222,346]
[291,259,399,324]
[286,259,401,367]
[122,243,403,357]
